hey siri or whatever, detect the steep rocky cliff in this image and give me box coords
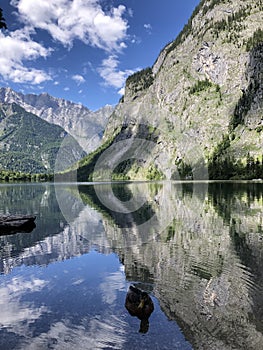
[73,0,263,181]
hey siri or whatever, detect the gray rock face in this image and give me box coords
[193,41,228,85]
[245,45,263,126]
[100,0,263,180]
[0,87,114,153]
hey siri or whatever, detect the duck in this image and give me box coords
[125,285,154,333]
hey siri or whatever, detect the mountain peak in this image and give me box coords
[0,87,114,153]
[0,101,85,173]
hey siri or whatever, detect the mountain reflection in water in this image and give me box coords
[0,181,263,349]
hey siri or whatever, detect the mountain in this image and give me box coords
[67,0,263,181]
[0,87,114,153]
[0,103,85,173]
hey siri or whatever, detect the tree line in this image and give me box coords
[0,170,53,182]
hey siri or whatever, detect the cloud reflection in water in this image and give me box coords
[0,275,48,335]
[21,315,128,350]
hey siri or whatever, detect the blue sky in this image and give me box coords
[0,0,200,110]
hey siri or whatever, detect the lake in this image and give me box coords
[0,181,263,350]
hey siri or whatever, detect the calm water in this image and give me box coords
[0,181,263,350]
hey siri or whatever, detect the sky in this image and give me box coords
[0,0,200,110]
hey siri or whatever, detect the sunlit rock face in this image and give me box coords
[97,0,263,180]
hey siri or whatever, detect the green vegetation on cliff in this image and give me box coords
[229,81,259,130]
[0,103,84,174]
[246,29,263,51]
[56,124,164,182]
[126,67,154,96]
[189,78,214,94]
[208,134,263,180]
[56,133,117,182]
[161,0,233,60]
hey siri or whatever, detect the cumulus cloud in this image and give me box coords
[98,55,139,94]
[0,28,52,84]
[11,0,129,51]
[72,74,86,84]
[2,0,132,90]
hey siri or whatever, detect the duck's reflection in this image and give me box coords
[125,285,154,333]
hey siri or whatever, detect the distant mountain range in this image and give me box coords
[0,102,86,173]
[0,88,114,174]
[0,87,114,153]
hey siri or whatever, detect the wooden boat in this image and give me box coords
[0,215,36,235]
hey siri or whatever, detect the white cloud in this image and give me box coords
[11,0,129,52]
[98,55,139,93]
[2,0,131,89]
[144,23,152,30]
[127,8,134,17]
[0,29,52,84]
[120,42,127,49]
[72,74,86,84]
[144,23,152,34]
[118,86,125,96]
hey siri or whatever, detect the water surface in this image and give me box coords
[0,181,263,349]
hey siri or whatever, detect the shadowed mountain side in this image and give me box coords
[0,103,85,173]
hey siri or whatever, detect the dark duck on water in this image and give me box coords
[125,285,154,333]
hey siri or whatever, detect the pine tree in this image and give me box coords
[0,8,7,29]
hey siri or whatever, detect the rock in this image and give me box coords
[0,215,36,234]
